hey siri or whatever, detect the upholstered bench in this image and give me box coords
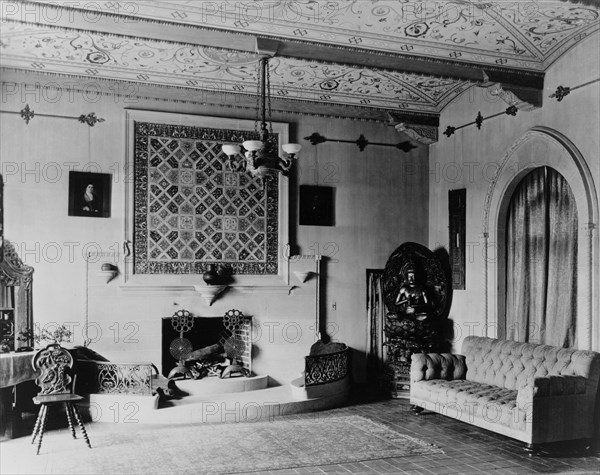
[410,336,600,452]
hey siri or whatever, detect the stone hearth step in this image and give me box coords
[83,382,350,424]
[174,374,268,395]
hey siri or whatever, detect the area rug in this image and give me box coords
[1,414,443,474]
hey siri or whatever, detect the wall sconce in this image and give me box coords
[98,263,118,284]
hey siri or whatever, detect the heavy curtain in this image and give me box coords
[505,167,578,347]
[366,270,385,378]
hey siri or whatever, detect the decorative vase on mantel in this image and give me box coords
[203,264,220,285]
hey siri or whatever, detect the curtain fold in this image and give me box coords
[366,270,385,378]
[505,167,577,347]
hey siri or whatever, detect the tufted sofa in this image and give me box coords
[410,336,600,448]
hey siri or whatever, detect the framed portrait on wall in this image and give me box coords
[68,171,111,218]
[299,185,335,226]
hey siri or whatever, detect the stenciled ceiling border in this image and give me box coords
[21,0,600,70]
[0,20,471,114]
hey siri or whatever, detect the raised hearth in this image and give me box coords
[175,374,268,395]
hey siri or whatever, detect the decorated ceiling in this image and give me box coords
[1,0,598,124]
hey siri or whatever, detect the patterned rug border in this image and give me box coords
[189,414,445,475]
[0,414,444,475]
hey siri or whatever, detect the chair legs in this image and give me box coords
[70,403,92,449]
[65,403,77,439]
[31,403,92,454]
[31,405,47,445]
[36,405,49,455]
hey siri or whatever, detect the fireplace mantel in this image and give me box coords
[119,282,295,306]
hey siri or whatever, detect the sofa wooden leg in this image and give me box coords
[524,443,539,455]
[411,405,424,415]
[582,438,594,454]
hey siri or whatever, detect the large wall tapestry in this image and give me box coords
[133,121,279,275]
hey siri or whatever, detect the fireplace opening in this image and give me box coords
[161,315,252,379]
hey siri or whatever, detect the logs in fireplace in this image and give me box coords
[161,315,252,379]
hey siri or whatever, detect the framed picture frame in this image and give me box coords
[68,171,111,218]
[299,185,335,226]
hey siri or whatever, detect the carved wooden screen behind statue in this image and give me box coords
[130,113,287,277]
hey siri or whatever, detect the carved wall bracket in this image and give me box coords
[387,112,440,145]
[550,78,600,102]
[1,104,105,126]
[484,84,540,112]
[482,69,544,109]
[444,105,518,138]
[304,132,416,153]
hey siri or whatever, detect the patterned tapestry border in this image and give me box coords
[133,121,279,275]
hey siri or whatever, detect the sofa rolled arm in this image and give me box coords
[516,375,587,405]
[410,353,467,383]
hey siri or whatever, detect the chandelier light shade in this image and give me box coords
[222,54,301,180]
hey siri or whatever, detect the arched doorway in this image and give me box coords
[483,127,598,350]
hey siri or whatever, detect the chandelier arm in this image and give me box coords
[279,157,292,172]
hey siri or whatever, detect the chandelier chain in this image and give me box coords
[254,59,261,134]
[220,52,301,180]
[267,59,273,136]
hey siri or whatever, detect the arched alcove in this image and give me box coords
[483,127,598,350]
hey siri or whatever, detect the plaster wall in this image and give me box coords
[428,34,600,352]
[0,73,429,383]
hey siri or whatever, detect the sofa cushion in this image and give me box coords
[411,379,526,431]
[411,353,467,382]
[462,336,600,391]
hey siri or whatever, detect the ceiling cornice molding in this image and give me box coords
[0,68,392,123]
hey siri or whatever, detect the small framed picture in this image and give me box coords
[299,185,335,226]
[68,171,111,218]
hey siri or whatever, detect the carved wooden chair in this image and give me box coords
[31,343,91,454]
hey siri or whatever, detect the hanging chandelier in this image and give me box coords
[221,54,301,180]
